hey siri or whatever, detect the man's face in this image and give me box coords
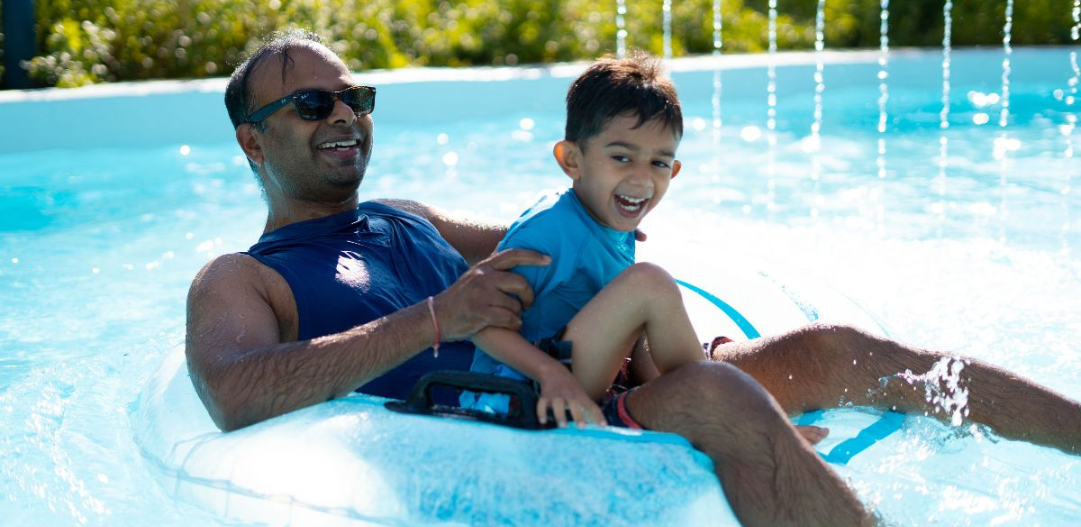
[244,43,374,203]
[566,113,682,232]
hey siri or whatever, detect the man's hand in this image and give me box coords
[435,248,550,341]
[536,363,605,429]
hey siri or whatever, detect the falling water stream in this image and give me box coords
[766,0,778,213]
[662,0,673,61]
[809,0,827,218]
[936,1,953,236]
[876,0,890,235]
[711,0,723,185]
[996,0,1015,244]
[616,0,628,58]
[1065,0,1080,254]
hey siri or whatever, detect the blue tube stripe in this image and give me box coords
[677,278,901,463]
[797,410,905,464]
[675,279,761,339]
[823,412,905,465]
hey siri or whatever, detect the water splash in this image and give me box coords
[766,0,779,213]
[936,1,953,236]
[896,357,971,427]
[809,0,827,219]
[997,0,1015,244]
[876,0,890,235]
[615,0,627,58]
[662,0,673,61]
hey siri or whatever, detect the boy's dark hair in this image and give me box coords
[224,29,323,131]
[564,50,683,146]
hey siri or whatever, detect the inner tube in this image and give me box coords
[132,267,891,526]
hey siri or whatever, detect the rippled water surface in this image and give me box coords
[1,48,1079,525]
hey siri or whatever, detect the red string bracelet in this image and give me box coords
[426,296,440,358]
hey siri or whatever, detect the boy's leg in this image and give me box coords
[562,263,704,401]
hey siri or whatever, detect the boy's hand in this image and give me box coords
[535,366,605,429]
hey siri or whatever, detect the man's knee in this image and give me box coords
[631,361,784,429]
[791,323,873,353]
[744,323,881,370]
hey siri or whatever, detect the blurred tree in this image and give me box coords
[7,0,1079,89]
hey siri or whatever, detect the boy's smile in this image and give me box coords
[557,113,682,232]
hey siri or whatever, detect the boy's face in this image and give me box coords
[557,113,682,232]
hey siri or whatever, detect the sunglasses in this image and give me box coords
[245,85,376,125]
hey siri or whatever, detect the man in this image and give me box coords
[186,30,1080,527]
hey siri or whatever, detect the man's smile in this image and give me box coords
[316,136,364,160]
[317,138,359,150]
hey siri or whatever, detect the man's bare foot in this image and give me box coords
[795,425,829,445]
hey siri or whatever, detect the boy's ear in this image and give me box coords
[236,124,264,166]
[553,140,583,181]
[670,159,682,179]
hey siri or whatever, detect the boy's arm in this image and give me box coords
[473,327,604,428]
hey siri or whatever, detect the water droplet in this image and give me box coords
[740,126,762,142]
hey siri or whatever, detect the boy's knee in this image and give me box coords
[618,262,679,295]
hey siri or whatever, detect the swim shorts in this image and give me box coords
[536,329,643,429]
[600,389,643,429]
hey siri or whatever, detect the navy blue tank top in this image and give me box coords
[245,201,473,402]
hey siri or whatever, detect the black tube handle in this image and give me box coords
[385,370,549,430]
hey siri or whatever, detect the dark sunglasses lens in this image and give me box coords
[293,90,335,120]
[342,87,374,115]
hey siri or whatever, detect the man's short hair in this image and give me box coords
[224,29,323,131]
[564,50,683,146]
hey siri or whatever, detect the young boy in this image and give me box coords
[461,51,706,429]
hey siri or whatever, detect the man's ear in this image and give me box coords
[553,140,582,181]
[236,124,264,166]
[670,159,682,179]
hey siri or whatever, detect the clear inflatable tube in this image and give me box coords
[133,268,889,526]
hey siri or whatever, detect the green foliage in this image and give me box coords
[5,0,1080,89]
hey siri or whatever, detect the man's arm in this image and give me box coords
[376,199,507,265]
[186,249,547,432]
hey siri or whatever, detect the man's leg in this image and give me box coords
[626,361,874,527]
[713,323,1081,455]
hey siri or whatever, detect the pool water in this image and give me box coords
[1,47,1080,525]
